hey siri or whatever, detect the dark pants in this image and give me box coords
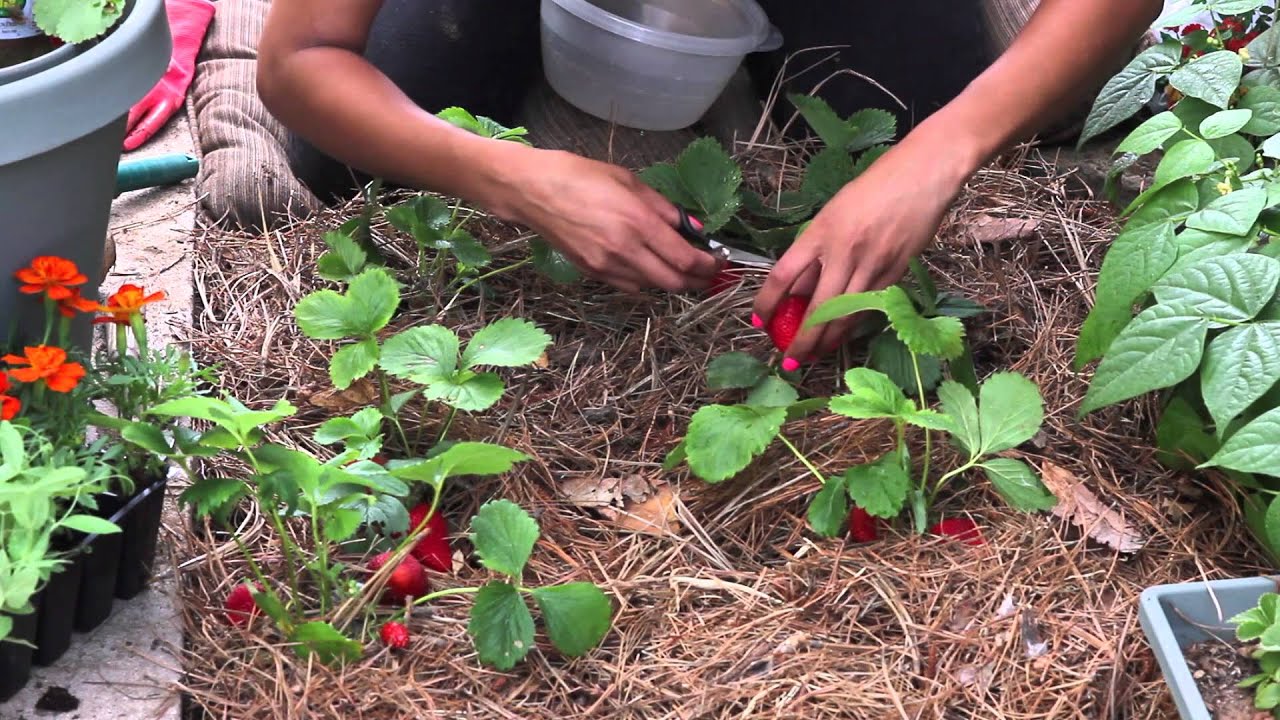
[286,0,994,204]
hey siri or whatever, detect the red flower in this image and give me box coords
[847,506,880,543]
[15,256,87,301]
[1221,16,1245,34]
[93,284,165,326]
[1180,23,1204,36]
[4,346,86,393]
[929,517,986,546]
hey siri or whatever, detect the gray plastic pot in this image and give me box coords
[0,0,170,349]
[1139,575,1280,720]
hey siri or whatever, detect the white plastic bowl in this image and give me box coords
[540,0,782,131]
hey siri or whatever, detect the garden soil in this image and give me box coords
[173,138,1271,719]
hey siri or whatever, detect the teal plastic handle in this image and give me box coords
[115,153,200,196]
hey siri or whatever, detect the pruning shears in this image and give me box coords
[674,207,776,270]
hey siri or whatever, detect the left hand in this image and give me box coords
[752,124,975,368]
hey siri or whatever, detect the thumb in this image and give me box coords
[123,99,175,152]
[124,94,156,135]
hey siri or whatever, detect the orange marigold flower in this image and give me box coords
[93,284,165,325]
[15,256,88,301]
[56,288,102,318]
[0,372,17,420]
[4,346,86,393]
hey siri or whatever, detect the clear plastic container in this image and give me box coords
[540,0,782,131]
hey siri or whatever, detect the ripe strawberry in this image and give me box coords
[380,621,410,649]
[407,504,452,573]
[847,506,879,543]
[369,551,430,603]
[928,518,986,546]
[223,582,262,626]
[766,295,810,352]
[707,267,742,297]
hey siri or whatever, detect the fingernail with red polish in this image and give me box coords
[689,215,704,231]
[781,357,800,373]
[750,313,764,329]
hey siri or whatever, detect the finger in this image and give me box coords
[783,255,857,368]
[790,264,821,297]
[123,99,174,151]
[124,96,154,134]
[638,220,721,287]
[753,243,817,328]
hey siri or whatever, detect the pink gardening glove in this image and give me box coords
[123,0,216,151]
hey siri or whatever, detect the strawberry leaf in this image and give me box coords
[380,326,460,383]
[295,268,401,341]
[882,286,965,360]
[842,454,911,519]
[316,231,370,283]
[461,318,552,369]
[683,404,786,482]
[976,372,1044,455]
[532,583,612,657]
[640,138,742,233]
[330,338,379,391]
[981,458,1057,512]
[800,148,857,206]
[937,381,981,458]
[868,331,942,396]
[745,376,799,408]
[707,352,770,390]
[807,477,849,538]
[829,368,911,420]
[843,109,898,153]
[852,144,892,176]
[470,499,540,579]
[469,581,535,670]
[393,442,529,490]
[177,478,247,524]
[32,0,124,43]
[530,238,582,284]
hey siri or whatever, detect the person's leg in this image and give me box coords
[284,0,542,204]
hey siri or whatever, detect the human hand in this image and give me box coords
[500,149,721,293]
[123,0,216,151]
[751,126,974,369]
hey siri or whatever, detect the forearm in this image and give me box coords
[257,48,525,214]
[916,0,1164,173]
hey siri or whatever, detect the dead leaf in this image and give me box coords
[616,482,682,536]
[956,662,995,688]
[965,213,1041,244]
[1039,461,1145,553]
[995,593,1017,620]
[620,475,652,503]
[558,475,682,535]
[559,475,622,510]
[304,378,379,412]
[532,352,550,370]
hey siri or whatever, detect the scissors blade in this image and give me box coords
[707,238,775,269]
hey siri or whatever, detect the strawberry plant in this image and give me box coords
[1072,2,1280,559]
[1229,591,1280,711]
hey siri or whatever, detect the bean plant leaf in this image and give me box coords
[882,286,965,360]
[1156,396,1220,470]
[1169,50,1245,108]
[1200,109,1254,139]
[468,581,535,671]
[58,514,122,535]
[295,268,400,340]
[683,404,786,483]
[32,0,124,44]
[978,372,1044,454]
[1078,43,1180,147]
[1201,323,1280,434]
[843,454,911,519]
[1203,406,1280,475]
[469,499,540,579]
[1239,85,1280,135]
[1079,304,1210,415]
[531,583,612,657]
[706,352,770,390]
[828,367,911,420]
[1185,187,1268,236]
[379,326,459,383]
[745,376,800,408]
[330,338,379,390]
[392,442,530,489]
[1126,179,1200,228]
[1209,132,1257,172]
[938,381,981,457]
[1152,254,1280,322]
[808,478,849,537]
[1153,139,1216,186]
[1116,112,1183,155]
[290,622,363,665]
[461,318,552,369]
[981,458,1057,512]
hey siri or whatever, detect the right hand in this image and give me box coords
[496,148,721,293]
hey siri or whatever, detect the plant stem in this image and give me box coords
[445,257,532,311]
[910,351,932,506]
[243,446,302,607]
[377,370,411,451]
[408,585,481,609]
[437,407,458,445]
[778,434,825,484]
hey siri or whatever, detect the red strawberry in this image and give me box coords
[369,551,430,603]
[708,267,743,297]
[1180,23,1204,36]
[766,295,810,352]
[928,518,985,546]
[223,582,262,626]
[847,506,880,543]
[407,504,452,573]
[380,621,410,649]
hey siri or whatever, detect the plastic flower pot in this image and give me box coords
[0,0,170,350]
[114,473,169,599]
[1138,575,1280,720]
[72,490,128,632]
[32,532,86,667]
[0,605,39,703]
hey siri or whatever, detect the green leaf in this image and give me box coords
[786,397,830,422]
[643,138,743,233]
[1078,43,1181,147]
[292,290,349,340]
[1258,678,1280,708]
[1156,396,1220,469]
[977,372,1044,454]
[529,238,582,284]
[807,478,849,537]
[379,326,459,383]
[1203,406,1280,474]
[938,380,981,457]
[0,615,11,641]
[744,376,799,408]
[31,0,124,43]
[323,508,363,543]
[444,228,491,267]
[316,231,369,282]
[829,367,911,420]
[1152,254,1280,322]
[1154,139,1217,185]
[1200,109,1254,139]
[1201,323,1280,433]
[1075,222,1178,368]
[868,331,942,396]
[1208,132,1258,172]
[1079,304,1209,414]
[470,499,540,579]
[842,109,898,152]
[120,422,172,456]
[1185,187,1268,236]
[1267,495,1280,567]
[805,289,888,327]
[1115,111,1183,155]
[392,442,529,488]
[290,622,363,665]
[800,148,856,205]
[1240,86,1280,135]
[683,404,786,483]
[707,352,770,390]
[294,268,401,340]
[981,458,1057,512]
[531,583,612,657]
[903,409,956,434]
[57,514,121,535]
[852,144,892,176]
[177,478,248,522]
[789,92,855,148]
[330,338,379,390]
[468,581,535,671]
[385,195,451,244]
[883,286,965,360]
[1170,50,1245,108]
[461,318,552,369]
[422,371,505,412]
[843,454,911,519]
[1127,179,1201,228]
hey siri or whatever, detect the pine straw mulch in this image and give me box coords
[171,144,1274,719]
